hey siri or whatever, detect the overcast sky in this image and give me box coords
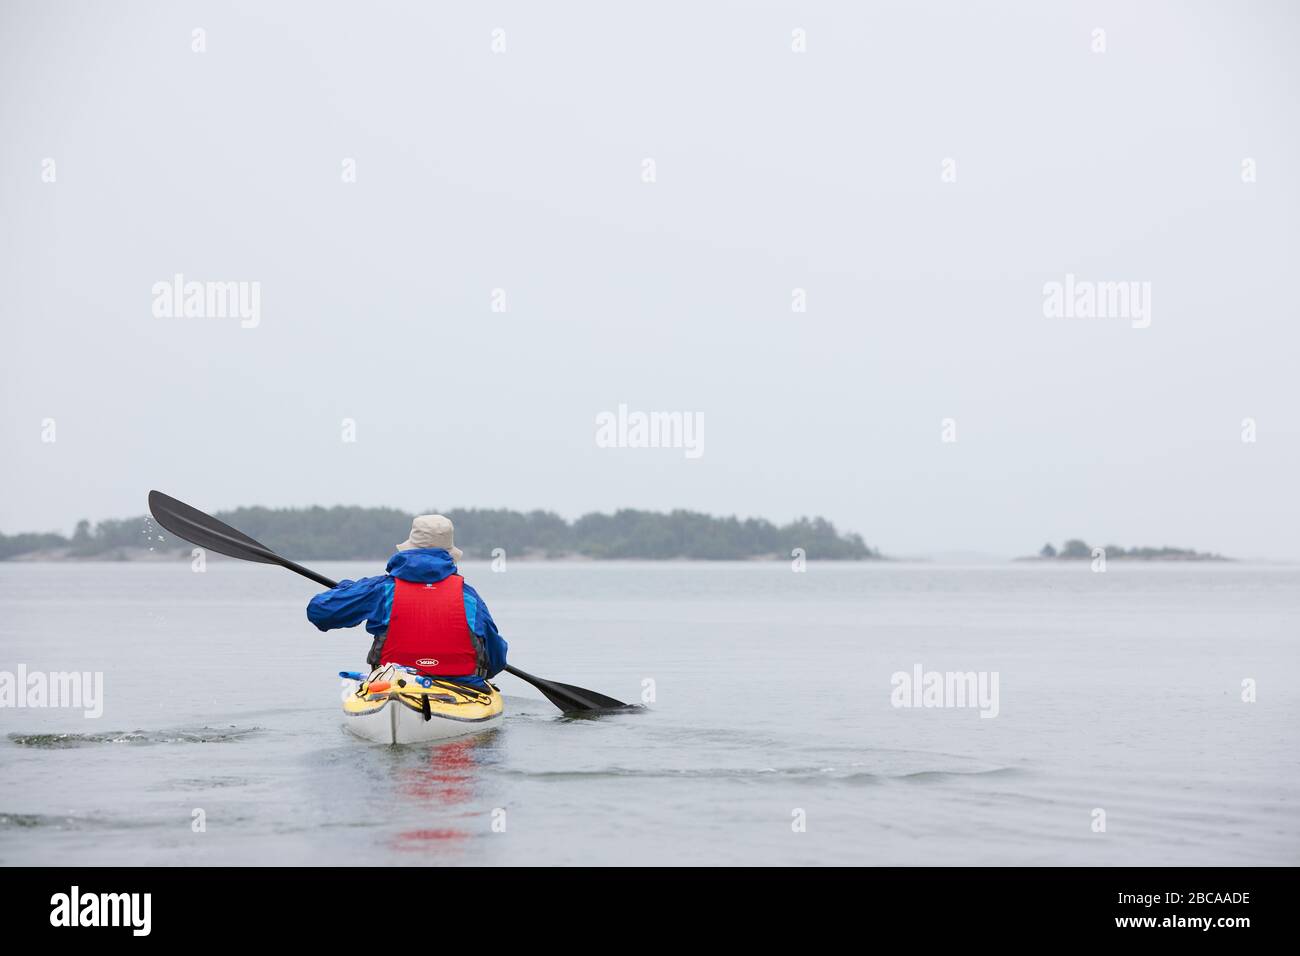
[2,1,1297,559]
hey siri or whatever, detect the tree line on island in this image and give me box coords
[0,506,880,562]
[1032,540,1227,561]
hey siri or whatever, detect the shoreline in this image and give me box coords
[3,553,1283,566]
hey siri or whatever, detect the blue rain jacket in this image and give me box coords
[306,549,507,688]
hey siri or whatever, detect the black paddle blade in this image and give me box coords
[147,490,278,563]
[504,664,631,714]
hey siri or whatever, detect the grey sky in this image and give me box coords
[2,1,1297,558]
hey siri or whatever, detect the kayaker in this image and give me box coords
[306,515,507,689]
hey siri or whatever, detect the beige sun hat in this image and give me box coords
[397,514,463,561]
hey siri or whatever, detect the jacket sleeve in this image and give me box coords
[462,582,508,678]
[306,575,388,632]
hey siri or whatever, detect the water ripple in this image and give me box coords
[7,726,263,748]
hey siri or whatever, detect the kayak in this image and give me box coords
[340,665,504,745]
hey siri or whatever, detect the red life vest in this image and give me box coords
[381,575,480,676]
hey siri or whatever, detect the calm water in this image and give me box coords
[1,560,1297,866]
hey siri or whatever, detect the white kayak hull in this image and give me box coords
[343,696,504,744]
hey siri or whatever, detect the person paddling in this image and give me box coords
[306,515,507,689]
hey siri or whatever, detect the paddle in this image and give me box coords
[148,490,630,714]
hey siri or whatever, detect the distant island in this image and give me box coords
[1020,539,1229,562]
[0,506,881,562]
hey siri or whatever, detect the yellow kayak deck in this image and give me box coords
[341,666,504,743]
